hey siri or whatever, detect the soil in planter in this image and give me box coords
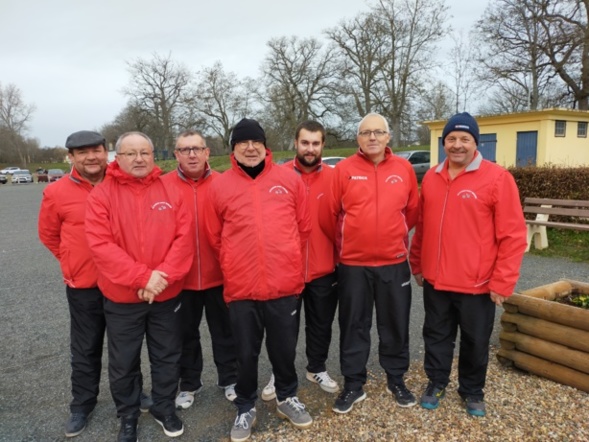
[554,289,589,309]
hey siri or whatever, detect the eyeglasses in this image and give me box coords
[358,130,388,138]
[235,140,264,149]
[176,146,207,156]
[117,151,152,159]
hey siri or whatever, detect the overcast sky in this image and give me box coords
[1,0,487,147]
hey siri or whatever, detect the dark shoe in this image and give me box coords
[420,382,446,410]
[140,391,153,412]
[387,382,417,407]
[117,417,138,442]
[464,396,486,417]
[151,411,184,437]
[332,388,366,414]
[65,412,88,437]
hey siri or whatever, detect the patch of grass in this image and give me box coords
[528,229,589,263]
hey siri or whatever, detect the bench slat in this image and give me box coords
[526,221,589,231]
[524,198,589,208]
[524,207,589,217]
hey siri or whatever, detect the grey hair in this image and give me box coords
[115,131,155,153]
[357,113,390,134]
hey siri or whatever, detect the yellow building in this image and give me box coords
[425,108,589,167]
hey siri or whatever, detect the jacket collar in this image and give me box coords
[106,161,161,185]
[435,151,483,174]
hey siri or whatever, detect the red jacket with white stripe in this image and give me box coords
[85,162,194,303]
[319,148,419,266]
[283,158,336,282]
[409,153,527,296]
[205,151,311,303]
[161,166,223,291]
[38,167,99,288]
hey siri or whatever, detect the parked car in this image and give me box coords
[48,169,65,182]
[11,169,33,184]
[395,150,431,180]
[0,166,21,174]
[322,156,346,168]
[0,173,7,184]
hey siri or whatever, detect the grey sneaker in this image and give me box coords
[65,412,88,437]
[464,396,486,417]
[420,382,446,410]
[276,396,313,428]
[231,408,256,442]
[261,374,276,401]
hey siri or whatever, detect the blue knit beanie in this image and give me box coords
[442,112,479,146]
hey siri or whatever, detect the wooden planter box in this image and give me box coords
[497,279,589,393]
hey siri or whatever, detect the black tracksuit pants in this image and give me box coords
[103,295,182,419]
[299,272,338,374]
[338,262,412,391]
[228,295,300,414]
[178,285,237,390]
[66,287,106,415]
[422,280,496,400]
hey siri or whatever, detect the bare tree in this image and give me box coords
[100,103,159,149]
[261,36,338,149]
[534,0,589,109]
[0,82,36,166]
[445,31,480,113]
[192,62,255,153]
[124,52,193,154]
[473,0,562,112]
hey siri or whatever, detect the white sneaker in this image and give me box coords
[306,371,339,393]
[223,383,237,402]
[261,374,276,401]
[175,382,203,409]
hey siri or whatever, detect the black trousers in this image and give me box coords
[228,295,299,414]
[103,296,182,419]
[66,287,106,414]
[299,272,338,374]
[338,262,412,391]
[422,280,496,400]
[179,285,237,390]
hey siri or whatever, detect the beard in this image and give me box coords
[296,153,320,168]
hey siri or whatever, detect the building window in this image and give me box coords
[555,120,566,137]
[578,122,588,138]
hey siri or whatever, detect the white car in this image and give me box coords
[0,166,21,174]
[322,156,346,168]
[11,169,33,184]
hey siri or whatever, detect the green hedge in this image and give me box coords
[509,165,589,202]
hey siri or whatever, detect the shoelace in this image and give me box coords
[234,411,253,429]
[286,397,306,414]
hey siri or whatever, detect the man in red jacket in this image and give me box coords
[320,113,419,414]
[161,130,237,409]
[39,131,111,437]
[261,120,339,401]
[85,132,194,441]
[205,118,312,442]
[409,112,527,417]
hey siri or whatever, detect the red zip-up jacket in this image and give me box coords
[38,167,99,288]
[205,151,311,303]
[161,166,223,291]
[319,147,419,266]
[283,158,336,282]
[85,162,194,303]
[409,153,527,297]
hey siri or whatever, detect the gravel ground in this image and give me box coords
[1,183,588,441]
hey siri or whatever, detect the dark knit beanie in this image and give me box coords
[230,118,266,150]
[442,112,479,146]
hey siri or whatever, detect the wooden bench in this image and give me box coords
[524,197,589,251]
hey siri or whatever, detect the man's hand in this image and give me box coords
[414,273,424,287]
[490,291,508,307]
[137,288,158,304]
[145,270,169,295]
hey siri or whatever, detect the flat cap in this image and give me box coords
[65,130,106,149]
